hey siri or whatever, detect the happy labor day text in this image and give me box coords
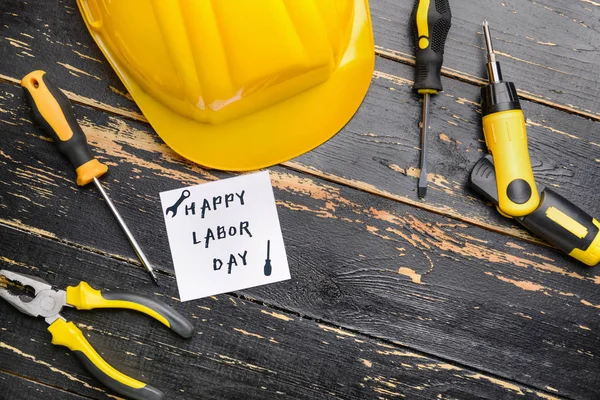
[184,190,253,274]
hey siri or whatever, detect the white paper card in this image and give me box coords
[159,171,290,301]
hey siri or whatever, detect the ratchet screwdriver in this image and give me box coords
[411,0,452,198]
[480,21,539,217]
[21,70,159,285]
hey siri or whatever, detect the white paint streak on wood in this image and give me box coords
[318,324,356,337]
[0,341,106,392]
[56,62,102,80]
[261,309,294,321]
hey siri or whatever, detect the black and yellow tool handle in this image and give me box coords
[522,189,600,266]
[481,108,539,217]
[470,155,600,266]
[411,0,451,93]
[48,318,164,400]
[66,282,194,338]
[21,70,107,186]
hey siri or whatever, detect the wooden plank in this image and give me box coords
[0,0,598,242]
[0,84,598,398]
[0,226,559,400]
[0,370,88,400]
[2,0,599,120]
[290,55,600,235]
[0,0,138,118]
[2,50,599,246]
[370,0,600,120]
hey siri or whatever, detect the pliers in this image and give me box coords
[0,269,194,400]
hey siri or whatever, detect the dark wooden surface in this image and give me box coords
[0,1,599,399]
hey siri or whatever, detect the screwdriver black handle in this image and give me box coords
[21,70,108,186]
[411,0,452,93]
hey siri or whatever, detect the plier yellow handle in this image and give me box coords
[0,269,193,400]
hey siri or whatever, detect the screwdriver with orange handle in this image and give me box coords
[21,70,159,285]
[411,0,452,198]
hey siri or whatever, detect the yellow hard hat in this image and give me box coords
[76,0,375,171]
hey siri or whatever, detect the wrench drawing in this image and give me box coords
[165,190,191,218]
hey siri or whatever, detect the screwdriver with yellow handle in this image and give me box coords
[411,0,452,198]
[480,22,539,217]
[21,70,159,285]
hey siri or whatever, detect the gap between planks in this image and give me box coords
[281,160,550,249]
[4,48,598,123]
[0,217,169,280]
[374,48,600,122]
[0,367,95,400]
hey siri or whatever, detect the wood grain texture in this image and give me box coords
[0,0,597,245]
[0,370,88,400]
[2,0,599,119]
[0,83,598,398]
[0,0,599,399]
[0,226,562,400]
[370,0,600,120]
[292,56,600,233]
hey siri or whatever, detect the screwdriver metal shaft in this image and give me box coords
[93,178,159,285]
[418,93,430,198]
[483,21,494,58]
[483,21,502,83]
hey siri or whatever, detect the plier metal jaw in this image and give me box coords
[0,269,193,400]
[0,269,68,324]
